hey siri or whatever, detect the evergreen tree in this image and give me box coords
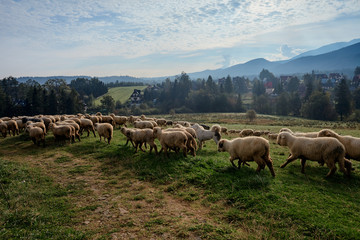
[276,92,289,116]
[335,78,352,121]
[286,76,300,92]
[101,95,115,113]
[224,75,233,93]
[353,87,360,110]
[47,89,58,115]
[235,94,244,112]
[252,79,265,96]
[289,92,302,116]
[301,91,337,121]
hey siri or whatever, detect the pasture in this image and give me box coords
[1,113,360,239]
[94,86,147,106]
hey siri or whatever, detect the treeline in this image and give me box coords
[0,77,107,117]
[106,81,144,88]
[135,67,360,121]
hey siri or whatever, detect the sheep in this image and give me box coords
[27,125,45,147]
[174,124,197,139]
[191,123,221,149]
[48,123,73,144]
[277,132,351,177]
[127,128,157,154]
[317,129,360,161]
[217,137,275,176]
[279,128,318,138]
[239,129,254,137]
[153,127,188,157]
[165,128,197,156]
[110,114,128,128]
[41,117,53,131]
[94,123,113,144]
[0,122,8,138]
[4,120,19,136]
[221,127,228,135]
[175,121,191,127]
[26,121,47,135]
[120,127,135,147]
[87,115,100,125]
[101,115,115,126]
[267,133,278,141]
[15,119,26,132]
[57,120,81,142]
[79,118,96,137]
[134,120,154,129]
[156,118,167,126]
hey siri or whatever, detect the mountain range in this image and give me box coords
[17,38,360,84]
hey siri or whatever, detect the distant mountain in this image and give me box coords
[291,38,360,60]
[17,75,147,85]
[187,41,360,79]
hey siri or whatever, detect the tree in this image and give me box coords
[276,92,289,116]
[252,79,265,96]
[335,78,352,121]
[289,92,302,116]
[224,75,233,93]
[246,109,257,122]
[301,91,337,121]
[101,95,115,113]
[354,66,360,76]
[353,87,360,110]
[286,76,300,93]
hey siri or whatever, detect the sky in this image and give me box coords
[1,0,360,79]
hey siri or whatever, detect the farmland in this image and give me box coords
[94,86,147,106]
[1,113,360,239]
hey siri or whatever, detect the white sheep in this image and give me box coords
[191,123,221,149]
[153,127,188,157]
[95,123,113,144]
[165,128,197,156]
[0,122,8,138]
[239,129,254,137]
[27,125,45,147]
[217,137,275,176]
[5,120,19,136]
[318,129,360,161]
[120,127,135,147]
[134,120,154,129]
[79,118,96,137]
[110,114,128,128]
[279,128,318,138]
[48,123,73,144]
[127,128,158,154]
[277,132,351,177]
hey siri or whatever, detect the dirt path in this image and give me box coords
[4,149,245,239]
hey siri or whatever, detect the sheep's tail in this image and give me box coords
[210,124,221,133]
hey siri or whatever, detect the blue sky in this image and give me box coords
[1,0,360,78]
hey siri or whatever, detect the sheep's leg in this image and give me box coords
[92,130,96,138]
[280,155,299,168]
[164,146,169,158]
[229,157,237,169]
[139,142,146,152]
[265,159,276,177]
[300,158,306,174]
[182,146,187,157]
[254,156,265,172]
[86,128,90,137]
[344,159,353,176]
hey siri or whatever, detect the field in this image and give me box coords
[94,86,148,106]
[1,113,360,239]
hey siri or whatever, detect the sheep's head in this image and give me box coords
[153,127,161,138]
[217,139,226,152]
[213,132,221,144]
[318,129,335,138]
[276,132,288,146]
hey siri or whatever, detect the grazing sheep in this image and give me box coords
[120,127,135,147]
[95,123,113,144]
[217,137,275,177]
[48,123,73,144]
[41,117,53,131]
[239,129,254,137]
[110,114,128,128]
[153,127,188,157]
[221,127,228,135]
[268,133,278,141]
[318,129,360,161]
[0,122,8,138]
[5,120,19,136]
[16,119,26,132]
[57,121,81,142]
[200,124,210,130]
[191,124,221,149]
[277,132,351,177]
[27,125,45,147]
[26,121,47,135]
[165,128,197,156]
[228,129,237,134]
[79,119,96,137]
[253,130,263,136]
[279,128,318,138]
[127,128,157,154]
[87,115,100,125]
[156,118,167,126]
[101,115,115,126]
[175,121,191,127]
[134,120,154,129]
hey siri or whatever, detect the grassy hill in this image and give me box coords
[1,113,360,239]
[94,86,147,106]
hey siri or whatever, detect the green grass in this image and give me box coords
[94,85,147,106]
[1,113,360,239]
[0,159,86,239]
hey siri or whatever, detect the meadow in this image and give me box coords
[1,113,360,239]
[94,86,148,106]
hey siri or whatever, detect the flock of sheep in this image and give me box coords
[1,113,359,178]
